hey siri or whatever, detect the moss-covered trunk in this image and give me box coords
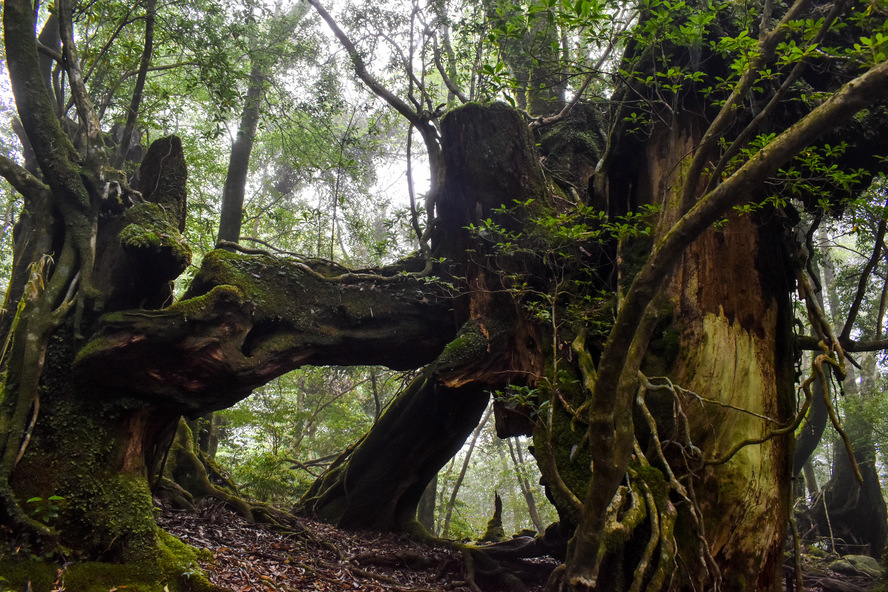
[0,129,213,588]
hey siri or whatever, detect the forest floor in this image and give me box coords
[158,502,556,592]
[158,503,880,592]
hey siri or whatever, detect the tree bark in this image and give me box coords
[301,103,547,533]
[4,0,888,584]
[417,474,437,532]
[301,363,491,531]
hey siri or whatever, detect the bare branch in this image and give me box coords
[36,41,63,63]
[114,0,157,168]
[58,0,105,159]
[305,0,422,126]
[432,35,468,104]
[81,6,137,85]
[531,8,638,129]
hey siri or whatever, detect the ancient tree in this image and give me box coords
[1,0,888,591]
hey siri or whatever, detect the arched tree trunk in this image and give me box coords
[300,362,490,531]
[5,0,888,585]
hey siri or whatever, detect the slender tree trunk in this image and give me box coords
[217,63,263,246]
[113,0,156,170]
[507,436,545,534]
[803,459,819,499]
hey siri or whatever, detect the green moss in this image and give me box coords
[435,324,490,373]
[530,362,591,524]
[185,250,307,321]
[0,532,217,592]
[83,474,158,559]
[119,203,192,272]
[119,222,163,248]
[630,461,669,505]
[12,343,168,562]
[0,557,57,591]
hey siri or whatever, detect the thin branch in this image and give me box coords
[840,199,888,341]
[305,0,421,126]
[405,125,426,252]
[704,0,848,193]
[531,8,638,129]
[81,7,137,84]
[644,374,781,424]
[305,0,443,235]
[36,41,63,63]
[0,155,52,203]
[432,34,468,104]
[796,334,888,352]
[114,0,157,168]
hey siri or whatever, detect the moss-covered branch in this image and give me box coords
[75,250,458,414]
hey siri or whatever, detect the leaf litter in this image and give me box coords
[158,501,485,592]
